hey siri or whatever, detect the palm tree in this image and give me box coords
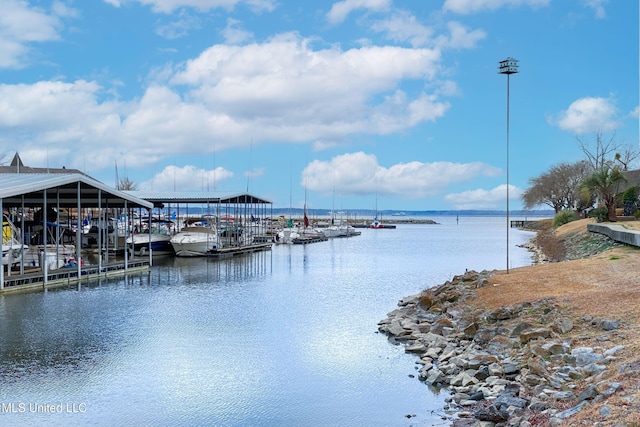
[581,165,626,221]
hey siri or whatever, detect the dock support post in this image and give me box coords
[124,201,128,271]
[43,189,48,285]
[1,197,4,290]
[76,183,82,280]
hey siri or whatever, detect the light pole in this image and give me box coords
[499,57,518,273]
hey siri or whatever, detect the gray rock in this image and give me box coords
[468,390,485,401]
[493,394,528,410]
[511,322,533,336]
[473,405,509,422]
[600,319,619,331]
[578,384,599,401]
[463,322,479,338]
[502,362,519,375]
[604,345,625,357]
[405,342,427,354]
[572,347,603,366]
[519,327,552,344]
[553,317,574,334]
[425,368,444,385]
[553,401,588,419]
[542,341,570,355]
[597,381,623,396]
[475,366,490,381]
[581,363,606,376]
[552,390,576,400]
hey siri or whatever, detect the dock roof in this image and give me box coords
[125,191,272,208]
[0,173,154,209]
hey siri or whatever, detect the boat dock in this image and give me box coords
[1,259,150,294]
[206,242,273,258]
[292,235,328,244]
[510,220,539,228]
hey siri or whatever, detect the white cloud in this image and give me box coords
[171,33,448,134]
[110,0,277,14]
[244,167,265,178]
[436,21,486,49]
[630,106,640,119]
[443,0,549,15]
[584,0,608,19]
[0,0,76,69]
[552,97,620,135]
[0,33,454,177]
[370,11,434,47]
[221,18,253,44]
[139,164,233,191]
[370,12,484,51]
[302,152,502,199]
[155,12,202,39]
[444,184,522,209]
[326,0,391,25]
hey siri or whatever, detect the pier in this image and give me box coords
[1,259,149,294]
[207,242,273,258]
[292,235,328,244]
[510,220,538,228]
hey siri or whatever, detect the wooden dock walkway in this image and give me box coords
[206,242,273,258]
[292,235,328,244]
[510,220,539,228]
[1,259,150,294]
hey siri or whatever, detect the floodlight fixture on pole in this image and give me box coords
[498,57,518,273]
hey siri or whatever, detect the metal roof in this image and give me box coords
[0,173,154,209]
[125,191,272,207]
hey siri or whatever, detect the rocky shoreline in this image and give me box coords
[378,269,630,426]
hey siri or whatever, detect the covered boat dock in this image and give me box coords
[125,191,275,256]
[0,156,155,293]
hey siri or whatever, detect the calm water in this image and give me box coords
[0,216,536,426]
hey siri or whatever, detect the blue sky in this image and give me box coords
[0,0,638,211]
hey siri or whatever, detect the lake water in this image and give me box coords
[0,216,537,426]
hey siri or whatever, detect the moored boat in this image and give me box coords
[2,216,27,267]
[170,218,219,257]
[126,219,175,256]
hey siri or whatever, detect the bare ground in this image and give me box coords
[472,218,640,425]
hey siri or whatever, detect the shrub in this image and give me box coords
[623,186,639,202]
[553,210,578,227]
[589,207,609,222]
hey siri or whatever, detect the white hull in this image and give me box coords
[170,226,219,257]
[3,216,27,266]
[321,225,361,237]
[2,243,27,266]
[22,245,76,269]
[126,234,174,256]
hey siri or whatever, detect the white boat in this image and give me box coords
[275,226,300,244]
[82,217,118,248]
[22,220,77,269]
[322,224,361,237]
[2,216,27,267]
[170,218,219,257]
[23,245,76,270]
[126,219,175,256]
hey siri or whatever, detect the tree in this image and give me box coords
[580,165,627,221]
[577,131,639,171]
[522,161,591,213]
[117,177,138,191]
[615,149,639,171]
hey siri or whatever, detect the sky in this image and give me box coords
[0,0,638,212]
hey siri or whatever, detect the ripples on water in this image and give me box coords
[0,217,536,426]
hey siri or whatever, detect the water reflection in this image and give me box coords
[0,220,536,426]
[151,251,272,286]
